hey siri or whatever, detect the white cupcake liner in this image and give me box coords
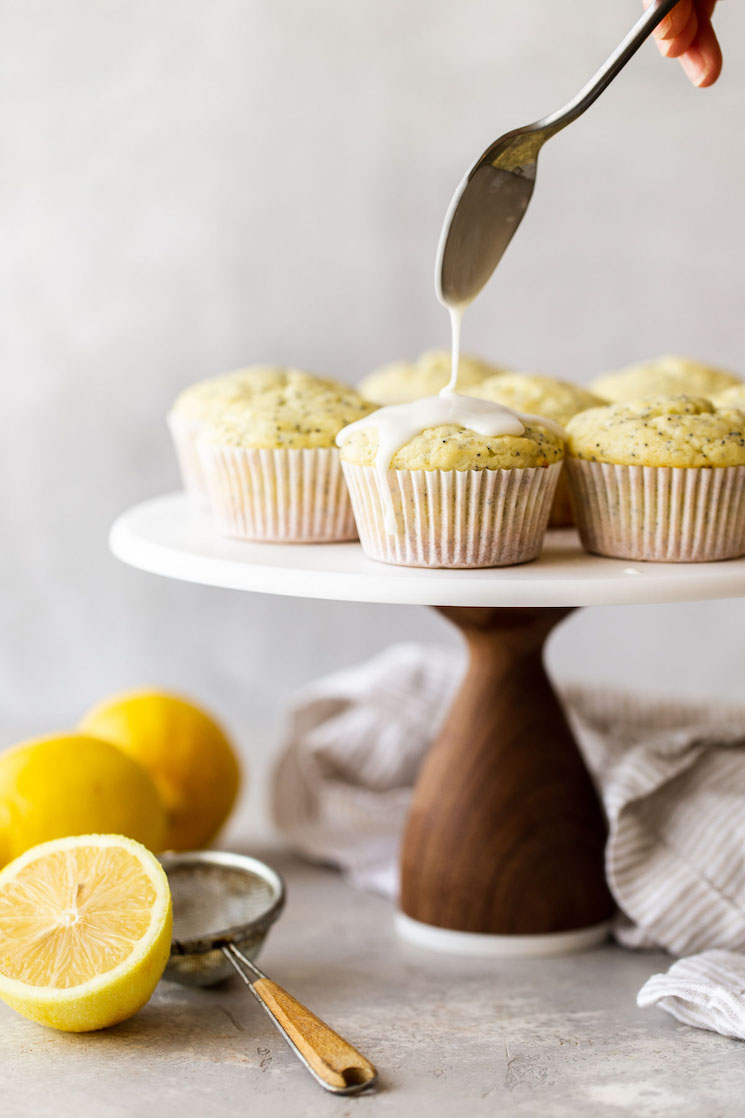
[342,461,562,568]
[167,412,209,502]
[566,459,745,562]
[198,444,358,542]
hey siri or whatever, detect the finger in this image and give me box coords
[651,0,694,41]
[659,6,699,57]
[680,15,723,87]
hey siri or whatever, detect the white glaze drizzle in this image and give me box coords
[341,299,564,533]
[337,393,565,534]
[445,304,465,395]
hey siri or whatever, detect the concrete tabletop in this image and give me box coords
[2,849,742,1118]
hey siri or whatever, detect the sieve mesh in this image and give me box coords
[160,852,285,987]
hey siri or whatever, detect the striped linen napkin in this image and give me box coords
[638,951,745,1040]
[273,642,745,1039]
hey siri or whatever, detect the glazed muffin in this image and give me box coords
[565,395,745,562]
[338,405,564,568]
[168,367,310,501]
[471,372,605,526]
[590,356,741,404]
[197,370,376,542]
[358,350,502,405]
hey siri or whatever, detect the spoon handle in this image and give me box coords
[251,977,378,1094]
[222,944,377,1095]
[539,0,682,135]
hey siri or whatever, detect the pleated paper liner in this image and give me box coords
[167,412,209,503]
[566,459,745,562]
[198,444,358,542]
[342,461,562,568]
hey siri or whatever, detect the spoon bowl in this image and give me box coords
[436,0,681,308]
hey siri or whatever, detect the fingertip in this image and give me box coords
[661,8,699,58]
[693,54,722,88]
[680,19,723,87]
[653,0,694,42]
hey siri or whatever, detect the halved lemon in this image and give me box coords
[0,834,172,1032]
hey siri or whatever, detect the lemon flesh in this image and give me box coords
[0,834,172,1031]
[80,691,241,850]
[0,734,167,867]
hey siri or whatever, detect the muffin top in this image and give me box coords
[199,370,376,450]
[566,395,745,468]
[590,356,741,403]
[339,404,564,471]
[471,372,604,425]
[171,367,295,422]
[714,384,745,409]
[358,350,502,405]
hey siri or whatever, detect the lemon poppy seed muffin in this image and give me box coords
[471,372,605,526]
[713,384,745,410]
[168,370,275,499]
[171,367,291,422]
[168,366,329,499]
[339,420,563,472]
[358,350,502,405]
[200,371,375,450]
[196,370,376,543]
[564,396,745,562]
[566,395,745,467]
[590,356,741,404]
[339,408,564,569]
[472,372,604,425]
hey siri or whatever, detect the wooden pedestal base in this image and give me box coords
[399,607,614,943]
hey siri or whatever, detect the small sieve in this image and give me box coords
[160,851,377,1096]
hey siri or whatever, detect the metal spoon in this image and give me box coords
[436,0,682,308]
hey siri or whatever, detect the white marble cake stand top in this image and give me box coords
[110,493,745,608]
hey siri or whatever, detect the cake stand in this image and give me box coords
[111,494,745,957]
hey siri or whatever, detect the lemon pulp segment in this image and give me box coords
[0,845,156,987]
[0,835,172,1032]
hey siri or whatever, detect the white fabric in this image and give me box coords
[272,642,745,1038]
[638,952,745,1041]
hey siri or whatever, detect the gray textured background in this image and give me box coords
[2,1,744,828]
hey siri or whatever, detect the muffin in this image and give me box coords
[565,395,745,562]
[197,370,376,542]
[358,350,502,405]
[470,372,605,527]
[590,355,741,404]
[338,400,564,568]
[168,367,299,501]
[714,384,745,409]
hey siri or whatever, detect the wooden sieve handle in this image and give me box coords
[251,977,377,1094]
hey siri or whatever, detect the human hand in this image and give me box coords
[645,0,723,87]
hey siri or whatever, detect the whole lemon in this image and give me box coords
[0,735,167,867]
[80,691,241,851]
